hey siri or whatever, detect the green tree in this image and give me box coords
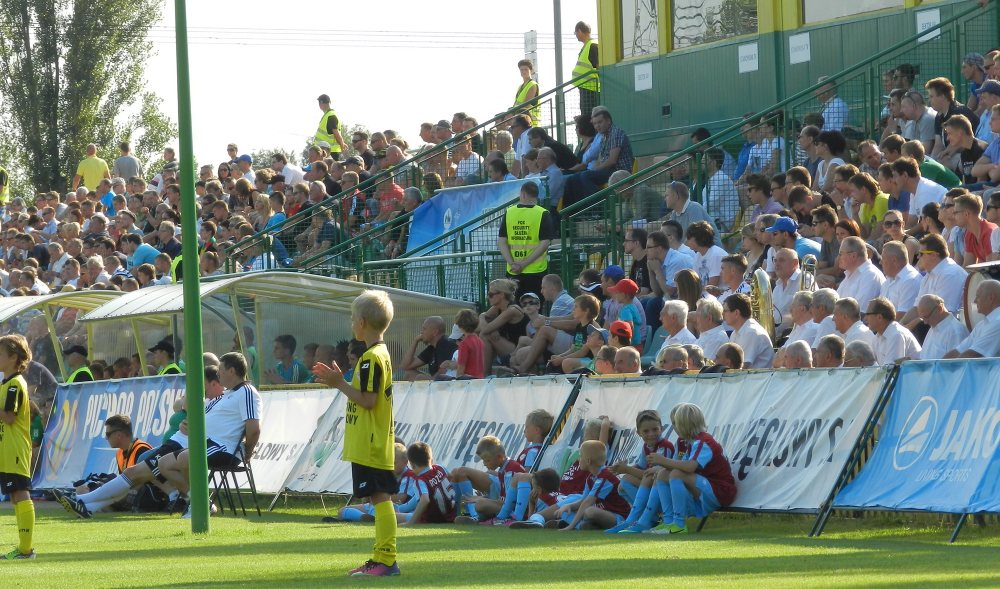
[0,0,176,193]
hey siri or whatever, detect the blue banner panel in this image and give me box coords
[835,359,1000,513]
[33,376,185,488]
[406,178,542,254]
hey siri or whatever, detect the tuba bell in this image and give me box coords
[799,253,817,292]
[750,267,776,342]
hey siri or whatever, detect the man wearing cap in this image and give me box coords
[766,216,821,262]
[64,346,94,383]
[974,81,1000,141]
[498,181,555,300]
[962,53,989,114]
[315,94,348,159]
[237,154,255,183]
[149,340,182,376]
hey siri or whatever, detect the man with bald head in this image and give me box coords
[916,294,968,360]
[843,341,877,367]
[72,143,111,191]
[401,316,457,380]
[781,340,813,369]
[944,279,1000,358]
[613,347,641,375]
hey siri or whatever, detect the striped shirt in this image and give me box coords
[599,125,634,173]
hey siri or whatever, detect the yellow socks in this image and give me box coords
[372,500,397,566]
[14,500,34,555]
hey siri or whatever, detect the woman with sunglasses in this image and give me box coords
[478,279,528,372]
[879,210,919,264]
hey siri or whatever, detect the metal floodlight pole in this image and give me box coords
[173,0,209,534]
[553,0,567,144]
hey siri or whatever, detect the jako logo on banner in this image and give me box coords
[894,395,938,471]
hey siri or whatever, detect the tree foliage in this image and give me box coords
[0,0,176,194]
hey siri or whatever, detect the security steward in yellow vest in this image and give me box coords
[497,181,556,301]
[63,345,95,383]
[572,22,600,118]
[514,59,541,124]
[315,94,349,161]
[149,340,183,375]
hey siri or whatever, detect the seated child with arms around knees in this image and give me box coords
[402,441,457,525]
[335,443,417,523]
[553,440,630,530]
[644,402,736,534]
[609,409,676,533]
[449,435,524,525]
[509,468,563,528]
[491,408,554,525]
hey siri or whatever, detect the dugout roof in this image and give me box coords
[80,271,475,322]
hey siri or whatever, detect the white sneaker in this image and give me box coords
[181,506,192,519]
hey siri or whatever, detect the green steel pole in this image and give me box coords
[553,0,566,145]
[173,0,209,534]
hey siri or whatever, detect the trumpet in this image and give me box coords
[799,254,817,292]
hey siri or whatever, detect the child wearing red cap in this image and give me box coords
[606,279,643,350]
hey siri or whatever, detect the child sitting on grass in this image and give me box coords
[450,435,525,525]
[402,441,457,525]
[609,409,676,533]
[553,440,630,530]
[333,443,416,523]
[493,409,554,524]
[645,403,736,535]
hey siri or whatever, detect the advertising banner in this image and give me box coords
[34,376,185,488]
[835,360,1000,513]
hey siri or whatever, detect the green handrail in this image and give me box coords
[229,73,594,260]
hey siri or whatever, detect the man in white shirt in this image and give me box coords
[771,248,803,329]
[901,233,968,330]
[775,291,819,367]
[818,77,850,131]
[811,288,840,348]
[702,148,739,232]
[451,138,484,186]
[657,300,697,356]
[865,297,921,364]
[715,253,751,304]
[694,298,728,360]
[916,294,969,360]
[686,221,728,288]
[837,236,885,310]
[271,153,304,187]
[833,297,876,349]
[879,241,922,320]
[892,156,946,230]
[944,279,1000,358]
[724,293,774,368]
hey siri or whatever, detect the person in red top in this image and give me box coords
[453,309,484,379]
[555,440,631,530]
[647,403,736,535]
[954,193,997,265]
[402,442,456,525]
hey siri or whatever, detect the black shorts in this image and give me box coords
[171,439,238,470]
[0,472,31,493]
[351,463,398,498]
[144,439,184,477]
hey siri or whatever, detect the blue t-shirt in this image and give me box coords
[129,243,160,269]
[275,358,310,383]
[617,303,642,346]
[793,236,822,261]
[984,137,1000,164]
[888,191,911,215]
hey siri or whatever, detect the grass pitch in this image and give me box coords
[1,498,999,588]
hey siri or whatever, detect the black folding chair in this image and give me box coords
[208,447,261,517]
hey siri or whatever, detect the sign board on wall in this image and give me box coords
[634,62,653,92]
[738,43,759,74]
[789,33,811,65]
[916,9,941,43]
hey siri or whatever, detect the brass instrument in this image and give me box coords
[799,253,817,292]
[750,268,776,342]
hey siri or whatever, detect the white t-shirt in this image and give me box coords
[694,245,728,288]
[908,177,947,218]
[730,319,774,368]
[204,382,262,454]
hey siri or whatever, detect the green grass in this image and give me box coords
[1,498,999,588]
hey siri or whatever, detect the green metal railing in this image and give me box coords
[224,74,595,273]
[557,0,995,289]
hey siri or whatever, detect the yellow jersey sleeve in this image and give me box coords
[0,374,31,477]
[341,343,395,470]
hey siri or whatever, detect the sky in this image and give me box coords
[145,0,599,166]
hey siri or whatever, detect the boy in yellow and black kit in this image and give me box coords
[0,335,35,560]
[313,289,399,577]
